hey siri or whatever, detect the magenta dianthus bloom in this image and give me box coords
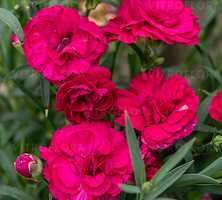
[115,67,199,150]
[56,67,117,124]
[40,123,132,200]
[24,5,107,82]
[104,0,200,45]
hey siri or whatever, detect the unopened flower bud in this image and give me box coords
[212,135,222,146]
[10,34,24,54]
[14,153,42,178]
[142,181,152,192]
[10,34,21,47]
[153,57,165,66]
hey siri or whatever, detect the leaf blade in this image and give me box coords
[197,93,215,124]
[200,157,222,177]
[125,112,146,187]
[120,184,141,194]
[145,161,194,200]
[152,138,196,185]
[0,185,32,200]
[40,77,50,110]
[0,8,24,41]
[174,173,219,187]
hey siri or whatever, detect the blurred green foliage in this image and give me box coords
[1,0,222,199]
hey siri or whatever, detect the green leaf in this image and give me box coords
[120,184,141,194]
[125,112,146,187]
[110,42,121,74]
[152,138,196,185]
[0,185,32,200]
[195,45,216,70]
[40,77,50,109]
[203,65,222,85]
[197,95,212,124]
[86,0,101,13]
[174,174,219,187]
[195,124,222,134]
[0,8,24,41]
[200,157,222,177]
[144,161,194,200]
[0,150,18,183]
[128,51,141,77]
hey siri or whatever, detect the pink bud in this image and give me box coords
[10,34,21,47]
[14,153,42,178]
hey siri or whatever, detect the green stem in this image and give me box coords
[139,193,144,200]
[136,194,140,200]
[111,42,121,75]
[130,44,145,66]
[85,0,98,16]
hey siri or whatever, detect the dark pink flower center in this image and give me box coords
[82,156,104,176]
[158,101,175,118]
[141,99,176,125]
[56,33,72,52]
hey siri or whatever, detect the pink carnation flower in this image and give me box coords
[115,67,199,150]
[40,123,132,200]
[56,67,117,124]
[209,91,222,123]
[103,0,200,45]
[24,5,107,82]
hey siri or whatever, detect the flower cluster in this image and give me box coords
[20,1,201,199]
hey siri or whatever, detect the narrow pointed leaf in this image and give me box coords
[144,161,194,200]
[200,157,222,176]
[197,95,212,124]
[152,138,196,185]
[40,77,50,110]
[128,52,141,77]
[203,65,222,85]
[174,174,219,187]
[195,123,222,134]
[120,184,141,194]
[0,185,32,200]
[0,8,24,41]
[125,112,146,187]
